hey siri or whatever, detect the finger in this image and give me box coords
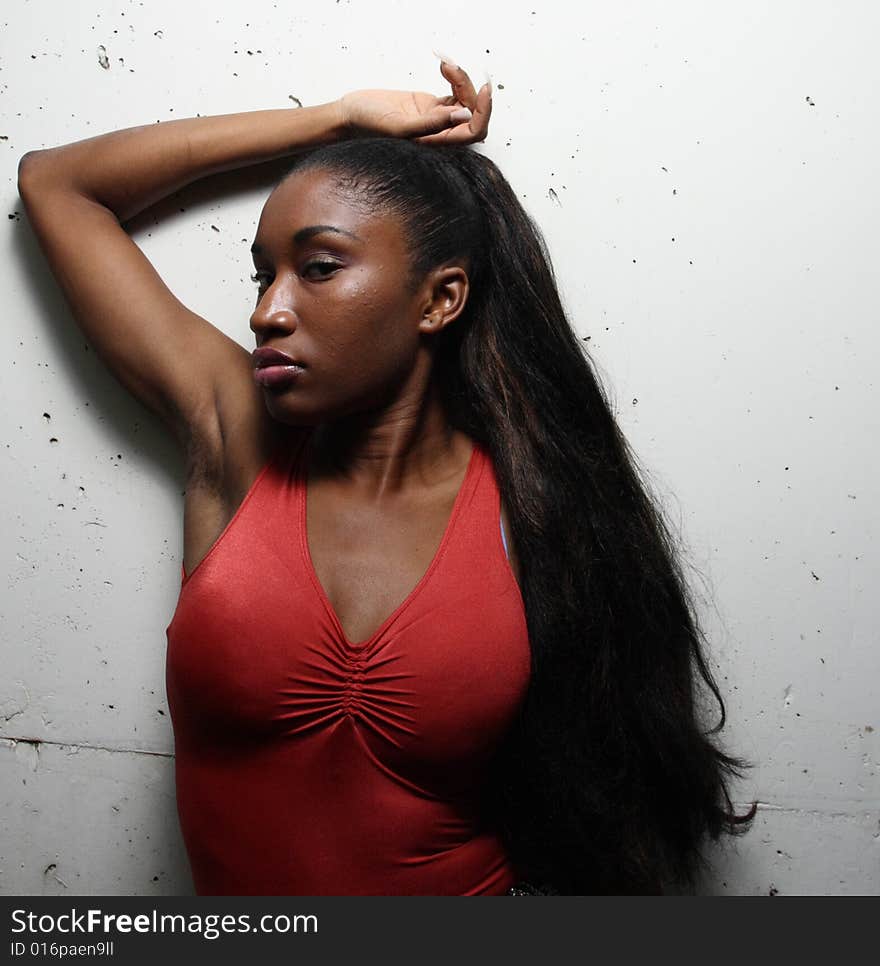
[467,78,492,140]
[417,79,492,146]
[412,103,474,138]
[439,60,479,110]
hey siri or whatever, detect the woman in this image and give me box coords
[18,58,753,895]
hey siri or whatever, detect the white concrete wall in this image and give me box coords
[2,0,877,895]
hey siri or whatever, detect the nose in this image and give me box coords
[249,276,299,343]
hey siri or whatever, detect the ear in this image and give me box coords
[416,265,470,335]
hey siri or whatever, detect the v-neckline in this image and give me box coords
[298,431,482,650]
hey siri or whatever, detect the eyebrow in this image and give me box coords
[250,224,362,255]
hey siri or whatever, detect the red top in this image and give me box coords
[165,429,531,895]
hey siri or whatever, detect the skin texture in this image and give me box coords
[184,169,522,641]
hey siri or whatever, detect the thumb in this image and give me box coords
[416,104,473,134]
[449,106,474,125]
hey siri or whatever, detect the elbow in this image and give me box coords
[18,148,62,199]
[17,150,46,197]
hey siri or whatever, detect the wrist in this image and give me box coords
[285,100,352,150]
[327,97,353,141]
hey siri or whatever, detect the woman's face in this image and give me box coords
[249,167,439,427]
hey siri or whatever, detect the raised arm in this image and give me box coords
[15,61,491,454]
[16,102,351,448]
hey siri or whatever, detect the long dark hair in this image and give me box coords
[283,136,755,893]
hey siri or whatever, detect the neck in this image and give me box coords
[308,369,470,497]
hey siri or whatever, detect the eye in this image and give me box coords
[249,261,339,292]
[302,259,341,279]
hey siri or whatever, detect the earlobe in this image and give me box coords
[418,310,445,334]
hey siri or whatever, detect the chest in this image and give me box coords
[305,477,463,647]
[167,432,531,791]
[167,497,531,783]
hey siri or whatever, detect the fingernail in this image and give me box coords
[432,48,459,68]
[483,71,493,97]
[450,107,473,123]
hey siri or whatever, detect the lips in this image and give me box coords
[252,346,307,390]
[252,347,307,369]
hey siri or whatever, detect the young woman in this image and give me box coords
[18,58,753,895]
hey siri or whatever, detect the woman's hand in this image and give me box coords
[338,60,492,146]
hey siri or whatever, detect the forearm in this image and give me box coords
[18,101,347,222]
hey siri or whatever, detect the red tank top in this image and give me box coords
[165,429,531,895]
